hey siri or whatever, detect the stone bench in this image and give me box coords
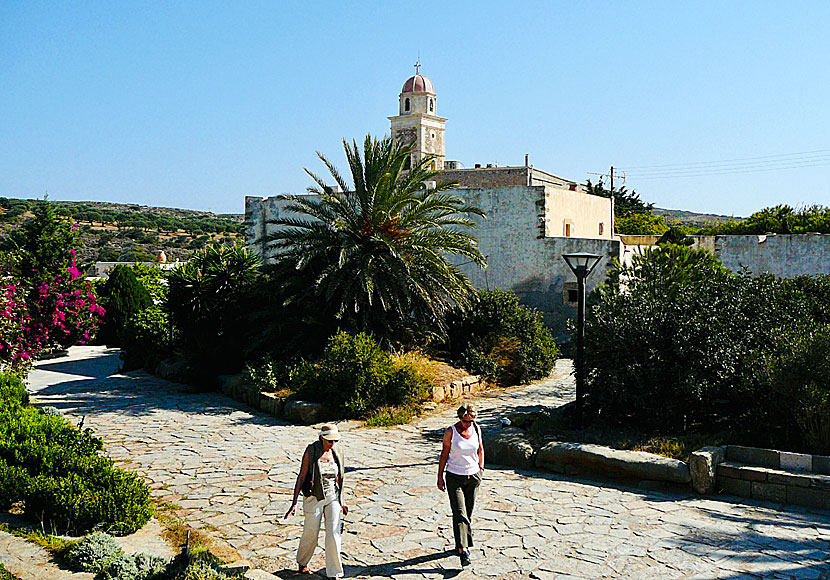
[536,441,691,484]
[713,445,830,510]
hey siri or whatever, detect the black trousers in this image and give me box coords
[445,470,482,551]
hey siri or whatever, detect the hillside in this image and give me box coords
[0,197,245,268]
[654,207,743,227]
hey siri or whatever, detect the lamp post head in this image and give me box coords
[562,252,602,279]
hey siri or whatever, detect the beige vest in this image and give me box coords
[301,440,344,502]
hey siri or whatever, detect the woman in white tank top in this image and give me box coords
[437,403,485,568]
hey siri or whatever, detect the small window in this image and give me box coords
[429,98,434,112]
[563,281,578,304]
[598,222,604,235]
[404,98,410,112]
[564,223,571,237]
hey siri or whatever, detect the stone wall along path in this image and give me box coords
[15,346,830,579]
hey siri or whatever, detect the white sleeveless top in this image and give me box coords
[318,458,339,501]
[446,424,480,476]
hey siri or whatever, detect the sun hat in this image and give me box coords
[457,403,477,420]
[319,424,341,441]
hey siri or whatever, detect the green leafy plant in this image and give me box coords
[168,244,260,380]
[0,373,153,535]
[445,289,559,385]
[102,552,169,580]
[289,332,432,418]
[66,531,124,573]
[120,306,171,372]
[762,326,830,454]
[99,265,153,346]
[585,245,830,448]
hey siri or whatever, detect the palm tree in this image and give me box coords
[264,134,486,344]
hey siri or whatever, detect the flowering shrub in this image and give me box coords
[0,202,105,373]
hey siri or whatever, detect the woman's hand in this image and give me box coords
[341,503,349,516]
[284,502,297,519]
[437,475,445,492]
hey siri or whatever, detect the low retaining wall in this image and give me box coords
[536,441,690,484]
[716,445,830,510]
[215,372,483,424]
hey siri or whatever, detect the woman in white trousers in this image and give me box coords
[285,425,348,578]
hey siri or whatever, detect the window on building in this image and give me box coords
[564,222,571,237]
[404,98,410,112]
[429,98,434,112]
[598,222,604,235]
[563,282,578,304]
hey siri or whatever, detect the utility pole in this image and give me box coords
[588,166,624,237]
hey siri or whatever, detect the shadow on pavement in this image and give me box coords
[34,347,122,378]
[27,372,292,423]
[667,499,830,578]
[271,551,462,579]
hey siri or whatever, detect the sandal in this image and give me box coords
[298,565,312,574]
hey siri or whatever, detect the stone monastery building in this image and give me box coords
[246,66,619,338]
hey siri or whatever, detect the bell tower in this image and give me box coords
[389,61,446,171]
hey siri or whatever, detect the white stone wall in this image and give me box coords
[245,187,620,340]
[451,186,620,340]
[620,234,830,278]
[716,234,830,277]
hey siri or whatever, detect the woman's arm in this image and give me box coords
[477,423,485,471]
[437,427,452,491]
[285,448,310,518]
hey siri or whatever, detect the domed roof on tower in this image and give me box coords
[401,60,434,94]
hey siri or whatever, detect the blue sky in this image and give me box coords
[2,1,829,216]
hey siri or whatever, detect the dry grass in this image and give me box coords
[392,351,469,388]
[510,409,726,462]
[153,502,238,563]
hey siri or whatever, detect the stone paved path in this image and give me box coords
[19,346,830,579]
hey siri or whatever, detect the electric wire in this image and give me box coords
[617,149,830,180]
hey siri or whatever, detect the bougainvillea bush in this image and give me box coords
[0,202,105,373]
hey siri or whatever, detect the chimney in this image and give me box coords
[524,154,529,167]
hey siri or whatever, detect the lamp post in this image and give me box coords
[562,252,602,429]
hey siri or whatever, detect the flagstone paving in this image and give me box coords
[19,346,830,579]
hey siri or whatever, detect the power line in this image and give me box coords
[617,149,830,179]
[621,148,830,170]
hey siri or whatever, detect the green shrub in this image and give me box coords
[121,306,171,371]
[585,246,829,444]
[0,459,29,510]
[24,467,153,536]
[242,355,293,393]
[0,373,28,406]
[0,375,153,535]
[66,531,123,573]
[290,332,432,418]
[100,266,153,346]
[168,244,260,380]
[763,326,830,455]
[445,290,559,385]
[178,557,241,580]
[102,552,169,580]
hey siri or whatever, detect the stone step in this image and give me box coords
[717,461,830,509]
